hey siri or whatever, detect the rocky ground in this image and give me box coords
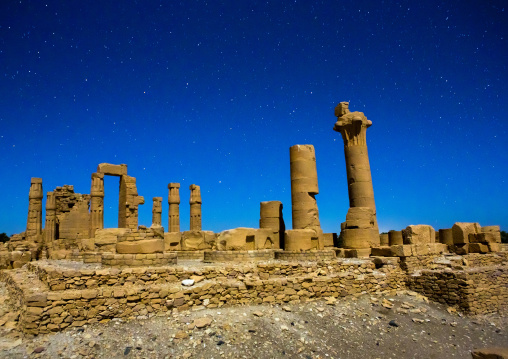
[0,281,507,359]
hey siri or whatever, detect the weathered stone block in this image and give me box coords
[344,248,371,258]
[402,225,435,245]
[97,163,127,176]
[116,239,164,254]
[390,245,413,257]
[468,243,490,254]
[370,246,392,257]
[452,222,481,244]
[164,232,181,251]
[284,229,320,251]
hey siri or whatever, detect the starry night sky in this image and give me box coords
[1,1,507,236]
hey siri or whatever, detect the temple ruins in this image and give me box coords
[0,102,506,336]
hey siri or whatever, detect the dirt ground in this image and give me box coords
[0,282,507,359]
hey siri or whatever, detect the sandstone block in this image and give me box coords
[469,232,501,244]
[95,228,128,246]
[323,233,336,248]
[345,207,376,229]
[390,245,413,257]
[439,228,454,245]
[116,239,164,254]
[388,230,403,246]
[468,243,490,254]
[379,233,389,246]
[481,225,500,233]
[402,225,435,245]
[284,229,319,251]
[217,228,277,251]
[370,246,391,257]
[487,243,501,252]
[164,232,181,251]
[344,248,371,258]
[97,163,127,176]
[452,222,481,244]
[342,228,379,249]
[181,231,212,250]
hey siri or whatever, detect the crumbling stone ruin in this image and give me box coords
[0,102,506,336]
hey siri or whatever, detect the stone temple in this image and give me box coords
[0,102,506,336]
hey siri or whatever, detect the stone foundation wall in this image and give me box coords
[204,250,276,262]
[102,253,177,267]
[407,266,508,314]
[2,258,406,335]
[175,251,205,260]
[275,250,336,261]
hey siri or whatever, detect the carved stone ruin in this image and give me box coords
[334,102,379,252]
[151,197,162,227]
[26,177,43,242]
[168,183,181,232]
[287,145,323,250]
[43,191,56,256]
[259,201,285,249]
[189,184,202,231]
[89,172,104,238]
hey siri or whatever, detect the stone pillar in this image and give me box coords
[289,145,321,233]
[287,145,323,250]
[334,102,379,249]
[168,183,181,232]
[189,184,202,231]
[119,175,144,229]
[89,172,105,238]
[43,191,56,254]
[152,197,163,227]
[388,230,403,246]
[260,201,285,249]
[26,178,43,241]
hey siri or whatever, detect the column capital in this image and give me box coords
[333,102,372,147]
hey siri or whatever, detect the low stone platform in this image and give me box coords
[204,250,277,262]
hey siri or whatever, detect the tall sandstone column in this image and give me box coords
[89,172,104,238]
[44,191,56,252]
[152,197,163,227]
[26,178,43,241]
[189,184,202,231]
[168,183,181,232]
[289,145,323,241]
[334,102,379,249]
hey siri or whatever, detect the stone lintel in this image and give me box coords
[97,163,127,176]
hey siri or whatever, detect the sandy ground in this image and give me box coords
[0,280,507,359]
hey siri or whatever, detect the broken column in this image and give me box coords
[43,191,56,254]
[168,183,181,232]
[119,175,144,229]
[189,184,202,231]
[286,145,323,250]
[89,172,104,238]
[26,178,43,242]
[259,201,285,249]
[152,197,163,227]
[334,102,379,250]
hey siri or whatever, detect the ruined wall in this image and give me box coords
[51,186,91,252]
[407,266,508,314]
[2,258,404,335]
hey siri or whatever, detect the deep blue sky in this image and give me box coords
[1,1,507,236]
